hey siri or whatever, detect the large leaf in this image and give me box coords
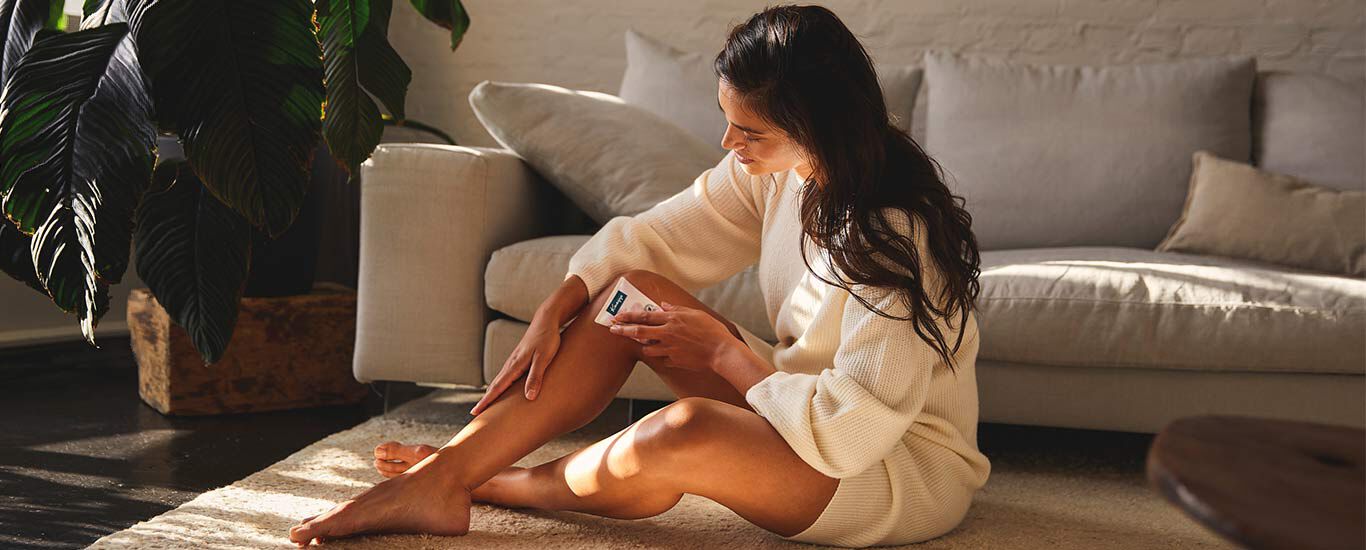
[0,218,41,294]
[134,161,252,365]
[82,0,106,20]
[0,0,61,85]
[0,19,154,276]
[0,0,81,307]
[408,0,469,50]
[317,0,411,173]
[0,23,152,345]
[130,0,324,238]
[81,0,133,28]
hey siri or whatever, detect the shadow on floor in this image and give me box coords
[0,336,429,550]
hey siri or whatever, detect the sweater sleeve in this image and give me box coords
[565,150,765,303]
[743,209,963,479]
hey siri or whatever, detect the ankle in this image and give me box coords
[407,448,474,492]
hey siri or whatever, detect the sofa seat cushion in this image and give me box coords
[978,247,1366,375]
[486,235,775,343]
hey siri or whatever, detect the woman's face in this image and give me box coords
[718,79,813,180]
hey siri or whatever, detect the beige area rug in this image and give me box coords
[90,389,1233,549]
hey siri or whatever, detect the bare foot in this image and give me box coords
[373,441,438,478]
[288,457,471,546]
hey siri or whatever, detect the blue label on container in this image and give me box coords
[607,291,627,315]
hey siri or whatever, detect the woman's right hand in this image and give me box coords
[469,316,563,416]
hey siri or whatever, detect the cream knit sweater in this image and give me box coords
[564,150,991,543]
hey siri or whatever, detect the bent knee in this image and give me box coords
[615,269,676,297]
[642,397,730,449]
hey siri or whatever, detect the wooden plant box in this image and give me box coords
[127,281,369,415]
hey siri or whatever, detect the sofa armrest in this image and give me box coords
[353,144,580,386]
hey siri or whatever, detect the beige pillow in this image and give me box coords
[618,28,922,151]
[468,80,720,224]
[1156,151,1366,277]
[923,52,1256,250]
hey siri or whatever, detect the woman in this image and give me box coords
[289,4,990,547]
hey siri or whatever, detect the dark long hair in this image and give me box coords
[714,4,981,373]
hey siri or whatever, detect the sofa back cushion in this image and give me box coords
[1253,71,1365,191]
[619,28,922,151]
[923,52,1257,250]
[469,80,720,225]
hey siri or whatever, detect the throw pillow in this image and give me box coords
[1156,150,1366,277]
[618,28,923,151]
[468,80,720,224]
[1253,71,1365,191]
[923,51,1257,250]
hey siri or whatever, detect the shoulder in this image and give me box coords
[861,207,933,271]
[870,207,927,241]
[840,207,944,308]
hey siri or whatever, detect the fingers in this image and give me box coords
[471,354,524,416]
[613,308,673,325]
[639,344,669,358]
[639,345,672,368]
[610,322,664,343]
[524,350,544,400]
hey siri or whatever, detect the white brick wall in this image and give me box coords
[383,0,1365,148]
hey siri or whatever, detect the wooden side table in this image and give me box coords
[1146,414,1365,550]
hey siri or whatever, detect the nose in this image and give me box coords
[720,124,743,152]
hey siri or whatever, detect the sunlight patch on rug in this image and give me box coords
[88,399,1233,549]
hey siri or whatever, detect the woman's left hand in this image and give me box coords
[609,302,740,373]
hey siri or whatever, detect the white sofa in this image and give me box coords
[352,67,1365,434]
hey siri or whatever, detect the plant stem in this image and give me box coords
[380,114,456,145]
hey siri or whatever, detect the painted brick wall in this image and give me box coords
[383,0,1365,148]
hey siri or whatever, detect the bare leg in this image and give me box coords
[289,269,757,545]
[467,397,839,537]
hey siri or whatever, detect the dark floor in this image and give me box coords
[0,337,429,550]
[0,337,1159,550]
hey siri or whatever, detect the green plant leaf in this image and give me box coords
[82,0,105,20]
[317,0,411,174]
[0,0,64,84]
[0,23,146,345]
[130,0,324,239]
[81,0,131,28]
[0,18,154,282]
[0,218,43,294]
[408,0,468,50]
[134,161,252,365]
[42,0,59,29]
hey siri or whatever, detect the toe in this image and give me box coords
[291,509,346,545]
[289,520,316,545]
[374,441,402,460]
[399,443,438,463]
[374,458,409,477]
